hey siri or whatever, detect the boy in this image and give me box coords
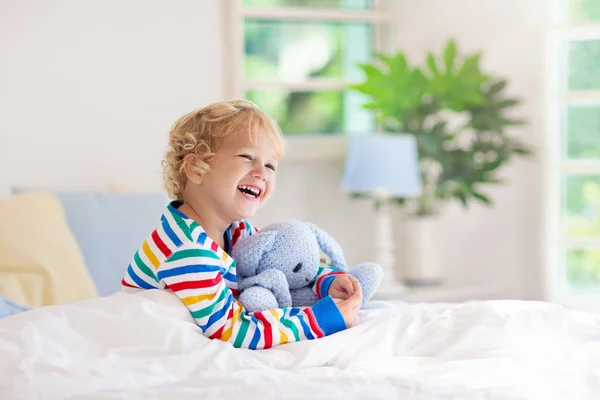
[121,100,362,349]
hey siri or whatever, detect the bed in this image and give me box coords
[1,290,599,399]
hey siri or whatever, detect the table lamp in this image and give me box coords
[342,135,422,292]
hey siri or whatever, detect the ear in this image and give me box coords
[183,154,204,185]
[230,230,278,278]
[305,222,347,271]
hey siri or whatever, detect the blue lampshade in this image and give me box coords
[342,135,422,198]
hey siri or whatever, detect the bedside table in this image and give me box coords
[372,284,506,303]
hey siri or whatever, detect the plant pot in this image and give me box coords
[397,215,444,287]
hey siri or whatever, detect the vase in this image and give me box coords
[397,215,444,287]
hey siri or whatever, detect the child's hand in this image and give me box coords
[333,292,362,328]
[329,274,362,300]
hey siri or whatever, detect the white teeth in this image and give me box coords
[238,185,261,197]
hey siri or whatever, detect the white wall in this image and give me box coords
[0,0,225,195]
[1,0,546,300]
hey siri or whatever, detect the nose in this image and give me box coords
[251,164,268,181]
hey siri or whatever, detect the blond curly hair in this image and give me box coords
[162,99,284,201]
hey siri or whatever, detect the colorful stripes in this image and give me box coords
[121,201,348,349]
[254,312,273,349]
[142,241,160,268]
[166,275,222,292]
[231,221,244,247]
[126,264,156,289]
[314,269,345,299]
[151,230,172,258]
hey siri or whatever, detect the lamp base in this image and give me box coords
[373,198,405,297]
[400,215,444,286]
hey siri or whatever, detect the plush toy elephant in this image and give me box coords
[230,220,383,312]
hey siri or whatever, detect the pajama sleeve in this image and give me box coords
[311,264,347,299]
[158,244,347,350]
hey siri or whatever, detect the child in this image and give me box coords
[120,100,362,349]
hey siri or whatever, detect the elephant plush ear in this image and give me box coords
[230,230,278,278]
[305,222,347,271]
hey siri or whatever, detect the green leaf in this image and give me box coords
[350,192,369,199]
[457,179,474,194]
[411,67,429,86]
[430,121,447,135]
[368,66,388,82]
[375,52,394,66]
[427,52,439,76]
[390,52,409,75]
[496,99,520,109]
[459,52,482,76]
[347,83,373,95]
[484,158,503,171]
[359,101,381,110]
[481,177,504,185]
[488,79,507,95]
[416,134,439,156]
[512,146,533,156]
[443,40,457,73]
[456,191,468,207]
[502,117,527,126]
[472,192,491,205]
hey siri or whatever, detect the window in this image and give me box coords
[546,0,600,310]
[226,0,396,137]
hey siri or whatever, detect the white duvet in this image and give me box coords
[1,290,600,400]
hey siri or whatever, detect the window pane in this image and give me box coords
[565,40,600,91]
[558,0,600,23]
[563,175,600,237]
[244,0,373,10]
[566,249,600,286]
[246,89,373,135]
[564,104,600,160]
[244,20,372,81]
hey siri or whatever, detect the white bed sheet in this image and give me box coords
[1,290,600,400]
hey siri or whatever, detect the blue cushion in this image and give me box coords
[0,295,30,318]
[12,188,167,296]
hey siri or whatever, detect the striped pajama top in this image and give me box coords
[120,201,347,349]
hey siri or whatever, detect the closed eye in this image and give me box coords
[239,154,252,161]
[293,262,302,273]
[266,163,276,172]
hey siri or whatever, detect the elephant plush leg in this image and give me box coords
[290,287,320,307]
[239,286,279,313]
[350,262,383,306]
[238,269,292,308]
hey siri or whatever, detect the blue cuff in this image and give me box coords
[319,275,336,299]
[311,295,347,336]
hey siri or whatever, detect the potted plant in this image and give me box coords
[348,40,532,286]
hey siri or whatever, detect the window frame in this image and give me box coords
[544,0,600,311]
[223,0,398,160]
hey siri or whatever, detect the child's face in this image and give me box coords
[200,129,279,223]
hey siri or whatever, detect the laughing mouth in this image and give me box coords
[238,185,262,199]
